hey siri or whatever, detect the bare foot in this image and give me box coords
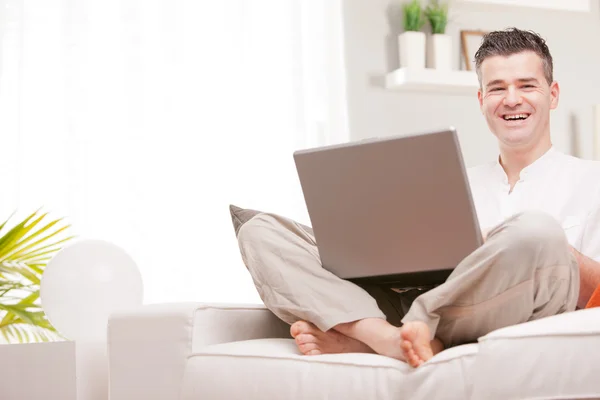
[334,318,412,361]
[290,321,374,356]
[400,321,441,367]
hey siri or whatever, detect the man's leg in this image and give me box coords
[238,213,418,358]
[401,211,579,359]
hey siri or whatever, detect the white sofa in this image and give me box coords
[107,302,600,400]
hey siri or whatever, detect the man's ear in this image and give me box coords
[477,88,484,111]
[550,81,559,110]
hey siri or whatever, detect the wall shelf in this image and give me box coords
[456,0,590,12]
[385,68,479,95]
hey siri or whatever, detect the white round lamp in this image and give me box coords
[40,239,143,342]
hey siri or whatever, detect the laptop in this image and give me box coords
[293,127,483,288]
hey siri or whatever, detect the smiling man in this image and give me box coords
[468,28,600,311]
[237,28,600,369]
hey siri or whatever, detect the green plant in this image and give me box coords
[403,0,426,32]
[0,209,74,343]
[425,0,449,35]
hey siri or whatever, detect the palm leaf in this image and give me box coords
[0,209,73,343]
[20,291,40,304]
[0,217,68,262]
[25,263,44,275]
[0,279,33,292]
[10,235,73,262]
[0,211,15,233]
[17,247,66,263]
[0,309,18,327]
[8,324,25,343]
[0,210,43,259]
[0,261,41,285]
[2,261,40,280]
[0,304,37,324]
[0,323,61,344]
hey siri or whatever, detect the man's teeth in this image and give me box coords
[503,114,529,121]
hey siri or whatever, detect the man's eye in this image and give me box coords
[522,85,535,89]
[490,87,504,92]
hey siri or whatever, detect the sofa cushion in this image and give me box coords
[229,204,313,237]
[470,308,600,400]
[179,338,478,400]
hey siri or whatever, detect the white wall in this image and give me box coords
[340,0,600,167]
[0,1,342,307]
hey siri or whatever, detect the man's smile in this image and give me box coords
[499,112,531,126]
[502,112,531,121]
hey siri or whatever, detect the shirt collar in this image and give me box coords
[492,146,557,183]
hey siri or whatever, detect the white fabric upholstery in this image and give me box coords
[180,339,478,400]
[470,307,600,400]
[107,302,600,400]
[107,303,289,400]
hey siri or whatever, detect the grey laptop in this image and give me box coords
[293,127,483,288]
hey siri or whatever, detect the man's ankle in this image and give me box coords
[334,317,395,343]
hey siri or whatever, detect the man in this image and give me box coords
[236,28,600,368]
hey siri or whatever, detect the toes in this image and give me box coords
[410,355,420,367]
[290,321,313,338]
[400,323,416,342]
[299,341,320,355]
[400,322,433,367]
[415,355,425,367]
[294,332,323,356]
[400,340,413,359]
[400,340,422,368]
[295,333,316,345]
[407,349,419,367]
[400,340,412,353]
[290,321,302,337]
[410,353,421,367]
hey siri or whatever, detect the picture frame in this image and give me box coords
[594,104,600,160]
[460,30,488,71]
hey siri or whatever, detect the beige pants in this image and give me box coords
[238,211,579,348]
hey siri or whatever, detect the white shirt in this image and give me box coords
[467,147,600,262]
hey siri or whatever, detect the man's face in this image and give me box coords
[477,51,559,150]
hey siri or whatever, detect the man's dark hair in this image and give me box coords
[474,27,553,85]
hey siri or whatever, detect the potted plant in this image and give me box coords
[0,209,73,343]
[399,0,426,69]
[425,0,452,70]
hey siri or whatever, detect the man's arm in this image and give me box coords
[572,180,600,309]
[570,246,600,309]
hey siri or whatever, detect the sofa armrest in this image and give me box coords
[107,302,289,400]
[470,308,600,400]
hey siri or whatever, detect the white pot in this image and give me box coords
[427,33,453,70]
[398,31,426,69]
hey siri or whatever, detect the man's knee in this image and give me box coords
[509,210,566,244]
[238,213,276,242]
[237,213,319,276]
[237,214,281,272]
[495,211,570,261]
